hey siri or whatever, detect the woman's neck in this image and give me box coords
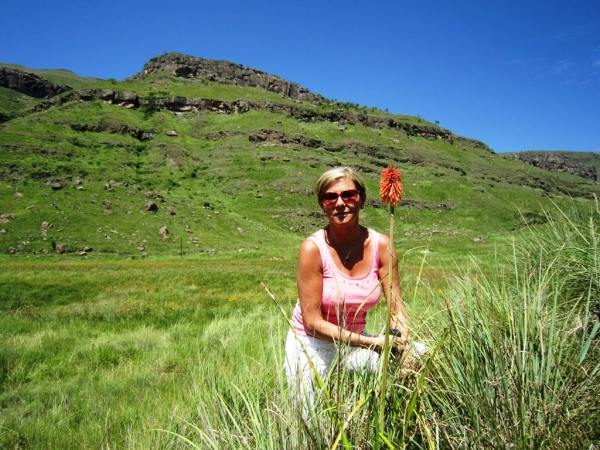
[326,224,362,246]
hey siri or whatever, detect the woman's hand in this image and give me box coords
[371,334,407,354]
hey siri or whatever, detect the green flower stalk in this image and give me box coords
[378,165,403,432]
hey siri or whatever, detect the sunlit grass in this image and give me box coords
[1,204,599,448]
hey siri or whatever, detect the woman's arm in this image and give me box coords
[378,234,410,340]
[297,238,386,350]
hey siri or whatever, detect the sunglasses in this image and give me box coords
[320,189,360,205]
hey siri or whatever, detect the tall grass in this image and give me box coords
[515,198,600,307]
[424,263,599,448]
[170,207,599,449]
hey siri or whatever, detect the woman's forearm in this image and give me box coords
[390,296,410,338]
[308,319,380,349]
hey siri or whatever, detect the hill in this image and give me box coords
[1,52,598,260]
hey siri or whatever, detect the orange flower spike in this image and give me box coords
[380,165,403,206]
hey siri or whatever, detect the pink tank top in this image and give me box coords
[291,228,382,336]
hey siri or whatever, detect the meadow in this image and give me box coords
[1,202,598,449]
[1,59,599,449]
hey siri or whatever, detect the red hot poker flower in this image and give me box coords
[380,165,403,206]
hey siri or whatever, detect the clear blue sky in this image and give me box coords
[1,0,598,153]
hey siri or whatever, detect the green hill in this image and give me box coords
[1,53,598,261]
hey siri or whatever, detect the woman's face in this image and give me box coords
[319,178,365,226]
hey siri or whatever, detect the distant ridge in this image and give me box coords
[505,150,597,181]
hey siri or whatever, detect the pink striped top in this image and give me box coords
[291,228,382,336]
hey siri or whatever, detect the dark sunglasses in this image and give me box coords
[320,189,360,205]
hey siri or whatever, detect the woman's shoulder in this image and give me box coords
[369,229,391,251]
[366,228,387,243]
[298,232,324,271]
[300,229,324,254]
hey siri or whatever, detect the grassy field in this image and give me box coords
[0,256,297,448]
[1,204,599,448]
[0,253,431,448]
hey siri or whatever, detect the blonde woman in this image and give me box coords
[284,167,412,405]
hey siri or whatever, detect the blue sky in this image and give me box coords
[1,0,598,153]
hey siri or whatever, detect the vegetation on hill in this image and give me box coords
[1,57,598,262]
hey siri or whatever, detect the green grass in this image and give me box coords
[0,257,297,448]
[1,204,599,448]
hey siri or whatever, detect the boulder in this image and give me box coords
[144,201,158,212]
[114,91,138,104]
[51,182,65,191]
[55,243,68,254]
[166,206,176,215]
[0,214,14,223]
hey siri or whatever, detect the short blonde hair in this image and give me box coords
[314,167,367,200]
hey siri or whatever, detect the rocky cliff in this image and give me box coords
[0,67,71,98]
[507,151,597,182]
[135,53,323,102]
[40,87,469,144]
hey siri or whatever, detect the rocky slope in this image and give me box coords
[505,151,597,182]
[0,67,71,98]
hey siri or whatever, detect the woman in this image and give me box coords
[284,166,411,401]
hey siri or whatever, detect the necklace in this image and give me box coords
[342,238,358,264]
[327,229,359,264]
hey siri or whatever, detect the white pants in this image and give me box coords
[283,329,379,413]
[283,329,427,415]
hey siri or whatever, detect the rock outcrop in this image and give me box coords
[507,151,597,182]
[47,88,458,142]
[136,53,323,102]
[0,67,71,98]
